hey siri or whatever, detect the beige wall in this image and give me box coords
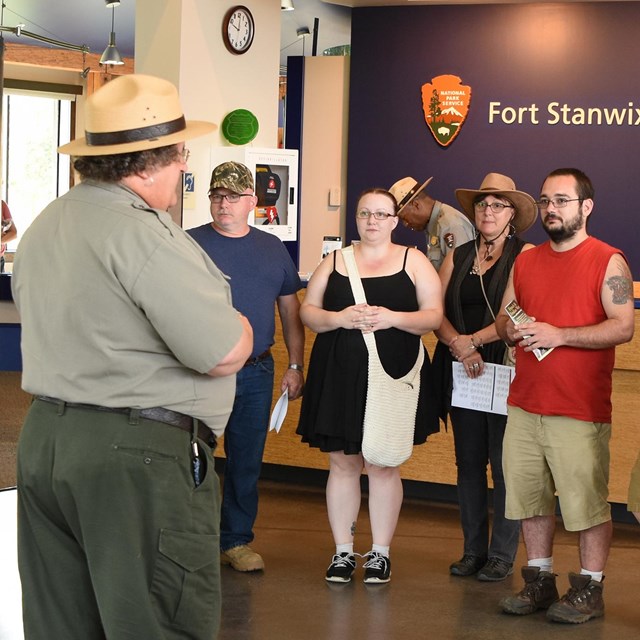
[135,0,281,230]
[298,56,350,275]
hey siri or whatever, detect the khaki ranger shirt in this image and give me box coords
[12,180,243,436]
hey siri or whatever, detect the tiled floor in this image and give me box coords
[218,481,640,640]
[2,481,640,640]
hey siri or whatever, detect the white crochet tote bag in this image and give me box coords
[341,246,423,467]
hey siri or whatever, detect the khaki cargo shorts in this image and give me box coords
[503,406,611,531]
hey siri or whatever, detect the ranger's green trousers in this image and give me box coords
[17,398,221,640]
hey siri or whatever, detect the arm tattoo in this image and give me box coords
[606,275,632,305]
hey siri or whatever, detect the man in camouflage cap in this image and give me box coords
[389,175,475,271]
[189,161,305,572]
[210,161,255,193]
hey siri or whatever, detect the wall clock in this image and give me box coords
[222,6,255,55]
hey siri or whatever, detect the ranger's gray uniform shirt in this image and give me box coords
[425,201,475,271]
[12,180,242,436]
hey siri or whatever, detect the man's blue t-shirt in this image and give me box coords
[188,224,301,357]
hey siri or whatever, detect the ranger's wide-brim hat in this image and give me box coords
[455,173,537,234]
[58,74,217,156]
[389,176,434,215]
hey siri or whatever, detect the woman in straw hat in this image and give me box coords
[432,173,537,582]
[12,74,252,639]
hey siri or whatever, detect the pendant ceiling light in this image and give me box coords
[281,0,294,11]
[99,6,124,66]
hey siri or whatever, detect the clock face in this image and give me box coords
[224,6,255,55]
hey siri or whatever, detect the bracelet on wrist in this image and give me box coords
[288,364,304,372]
[471,334,483,349]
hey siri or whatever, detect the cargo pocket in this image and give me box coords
[150,528,220,631]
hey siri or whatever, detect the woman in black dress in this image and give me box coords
[297,188,442,584]
[433,174,537,581]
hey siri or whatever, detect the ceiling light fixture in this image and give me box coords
[296,27,311,56]
[99,6,124,65]
[105,0,121,6]
[281,0,294,11]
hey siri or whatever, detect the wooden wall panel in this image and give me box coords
[5,43,134,77]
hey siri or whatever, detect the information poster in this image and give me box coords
[182,172,196,210]
[321,236,342,260]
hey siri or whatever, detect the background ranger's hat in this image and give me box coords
[389,176,434,215]
[209,161,255,194]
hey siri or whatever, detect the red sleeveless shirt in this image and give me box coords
[508,236,622,423]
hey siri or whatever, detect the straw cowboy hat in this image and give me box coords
[389,176,434,215]
[58,74,217,156]
[455,173,537,233]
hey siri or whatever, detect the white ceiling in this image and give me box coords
[0,0,354,71]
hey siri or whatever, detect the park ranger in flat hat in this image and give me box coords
[389,175,475,271]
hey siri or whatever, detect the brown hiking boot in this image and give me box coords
[546,573,605,624]
[221,545,265,572]
[500,566,559,615]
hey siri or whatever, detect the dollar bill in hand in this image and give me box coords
[504,300,554,361]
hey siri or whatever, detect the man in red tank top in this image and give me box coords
[495,168,634,624]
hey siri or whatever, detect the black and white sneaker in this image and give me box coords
[363,551,391,584]
[325,552,357,583]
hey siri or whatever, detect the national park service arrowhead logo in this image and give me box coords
[421,75,471,147]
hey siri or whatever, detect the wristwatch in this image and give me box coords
[288,364,304,372]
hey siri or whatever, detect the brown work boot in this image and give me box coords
[500,566,559,615]
[546,573,605,624]
[221,545,265,572]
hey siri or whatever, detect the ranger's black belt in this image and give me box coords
[35,395,215,445]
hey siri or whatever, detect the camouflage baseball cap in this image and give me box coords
[209,161,254,194]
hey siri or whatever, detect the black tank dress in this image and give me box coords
[297,249,440,454]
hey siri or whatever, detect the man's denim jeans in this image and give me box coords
[220,356,274,552]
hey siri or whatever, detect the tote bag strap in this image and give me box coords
[341,245,378,354]
[341,245,367,305]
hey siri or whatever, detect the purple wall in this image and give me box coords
[346,3,640,276]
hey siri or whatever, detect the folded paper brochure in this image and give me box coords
[269,390,288,433]
[504,299,554,362]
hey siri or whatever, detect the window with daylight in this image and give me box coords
[2,87,74,258]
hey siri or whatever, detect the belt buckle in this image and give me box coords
[245,349,269,367]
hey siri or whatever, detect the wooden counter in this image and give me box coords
[3,295,639,504]
[0,301,20,324]
[254,292,640,504]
